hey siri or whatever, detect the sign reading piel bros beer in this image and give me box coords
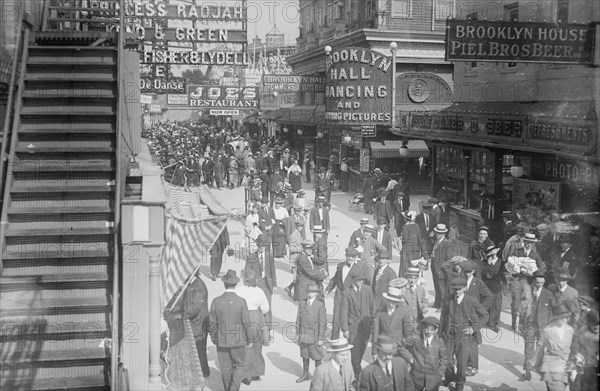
[445,20,595,64]
[325,47,392,124]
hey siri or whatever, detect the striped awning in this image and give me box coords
[370,140,430,159]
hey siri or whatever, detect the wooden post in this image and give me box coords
[148,255,161,384]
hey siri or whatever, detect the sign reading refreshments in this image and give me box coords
[325,47,392,124]
[528,120,595,148]
[187,85,259,108]
[445,20,595,64]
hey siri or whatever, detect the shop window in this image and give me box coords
[392,0,412,18]
[435,146,465,179]
[468,150,494,184]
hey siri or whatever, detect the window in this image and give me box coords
[557,0,568,22]
[435,146,465,179]
[391,0,412,18]
[504,2,519,22]
[435,0,455,20]
[366,0,375,20]
[468,151,495,184]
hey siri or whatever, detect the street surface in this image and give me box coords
[194,183,548,391]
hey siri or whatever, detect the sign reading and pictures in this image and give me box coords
[140,77,186,94]
[143,50,248,65]
[445,20,595,64]
[325,47,392,124]
[187,85,259,108]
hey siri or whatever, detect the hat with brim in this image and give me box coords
[301,240,315,248]
[532,270,546,279]
[378,189,388,197]
[450,255,467,265]
[402,211,417,221]
[377,251,392,262]
[406,267,421,277]
[556,270,572,280]
[316,196,326,203]
[483,245,500,258]
[294,220,305,226]
[374,335,397,355]
[293,206,303,210]
[461,261,477,272]
[450,277,467,289]
[326,338,354,353]
[522,233,538,243]
[577,295,597,308]
[388,277,408,289]
[364,224,376,233]
[360,218,369,224]
[261,197,269,204]
[312,225,325,233]
[345,247,359,257]
[478,226,491,235]
[550,304,572,322]
[433,224,448,233]
[421,316,440,328]
[382,285,405,302]
[275,197,284,204]
[221,269,240,284]
[306,284,320,292]
[349,269,369,282]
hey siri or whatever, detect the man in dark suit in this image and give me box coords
[341,270,377,380]
[404,317,447,391]
[548,268,579,325]
[462,261,493,377]
[403,268,427,333]
[296,284,328,383]
[208,270,251,391]
[392,191,410,236]
[430,224,460,308]
[313,225,328,271]
[183,270,210,378]
[374,218,393,255]
[439,277,489,391]
[372,253,397,310]
[295,240,328,302]
[519,270,553,381]
[373,189,393,229]
[326,247,367,340]
[349,218,369,248]
[415,207,434,254]
[359,335,414,391]
[433,198,450,227]
[310,196,331,233]
[209,226,230,281]
[550,235,579,279]
[244,234,276,326]
[257,197,274,232]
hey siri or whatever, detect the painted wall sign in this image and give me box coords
[124,2,246,21]
[528,119,595,149]
[445,20,595,64]
[529,156,600,189]
[140,77,186,94]
[187,85,259,108]
[410,114,465,132]
[324,47,392,124]
[262,75,326,92]
[167,94,189,106]
[142,50,248,65]
[361,124,376,137]
[126,27,247,43]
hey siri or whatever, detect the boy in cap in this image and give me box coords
[310,338,355,391]
[439,277,489,391]
[359,335,414,391]
[296,284,327,383]
[340,269,377,380]
[404,317,448,391]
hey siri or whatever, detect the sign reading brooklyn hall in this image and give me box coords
[445,20,595,64]
[325,47,392,124]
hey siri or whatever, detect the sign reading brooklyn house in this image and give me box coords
[325,47,392,124]
[445,20,595,64]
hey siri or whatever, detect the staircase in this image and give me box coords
[0,42,118,390]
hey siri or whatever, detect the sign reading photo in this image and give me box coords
[325,47,392,124]
[445,20,595,64]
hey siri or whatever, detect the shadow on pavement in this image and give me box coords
[479,344,525,380]
[266,352,303,378]
[466,382,519,391]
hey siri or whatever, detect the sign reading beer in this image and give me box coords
[445,20,595,64]
[325,47,392,124]
[140,77,186,94]
[143,50,248,65]
[187,85,259,108]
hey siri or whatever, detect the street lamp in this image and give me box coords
[389,42,398,129]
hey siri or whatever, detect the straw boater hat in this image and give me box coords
[433,224,448,233]
[402,211,417,221]
[360,217,369,224]
[326,338,353,353]
[522,233,538,243]
[221,270,240,284]
[483,245,500,258]
[312,225,325,233]
[382,278,408,302]
[306,284,320,293]
[374,335,397,355]
[450,255,468,265]
[316,195,326,203]
[364,224,376,233]
[406,267,421,277]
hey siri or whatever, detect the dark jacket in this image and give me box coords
[372,265,397,310]
[245,247,276,293]
[340,286,377,342]
[295,253,328,301]
[314,235,328,268]
[349,228,366,248]
[520,286,553,334]
[296,298,327,344]
[439,294,489,344]
[405,334,447,387]
[465,276,494,311]
[183,276,209,339]
[358,357,414,391]
[209,291,250,348]
[310,206,331,232]
[372,302,414,362]
[373,199,393,226]
[431,238,460,281]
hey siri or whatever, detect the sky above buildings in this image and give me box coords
[247,0,299,44]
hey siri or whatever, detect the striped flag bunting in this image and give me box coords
[160,185,228,307]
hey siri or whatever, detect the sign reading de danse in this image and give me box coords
[187,85,259,108]
[445,20,595,64]
[325,48,392,124]
[140,76,186,94]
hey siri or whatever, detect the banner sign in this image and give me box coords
[143,50,248,65]
[126,27,247,43]
[187,85,259,108]
[361,124,376,137]
[167,94,189,106]
[445,20,595,64]
[528,119,595,150]
[125,2,246,21]
[262,74,326,92]
[140,77,186,94]
[324,47,392,124]
[210,109,240,116]
[140,94,152,104]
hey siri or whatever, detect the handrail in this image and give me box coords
[0,24,30,273]
[41,0,49,32]
[111,0,125,389]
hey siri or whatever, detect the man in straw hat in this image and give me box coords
[358,335,414,391]
[372,278,414,364]
[361,224,388,270]
[439,277,488,391]
[403,267,427,331]
[480,245,504,333]
[430,224,460,308]
[349,217,370,249]
[519,270,553,381]
[295,240,328,302]
[309,338,355,391]
[373,188,393,229]
[404,316,447,391]
[341,269,377,380]
[296,284,327,383]
[310,196,331,234]
[208,270,251,391]
[326,247,368,340]
[372,251,398,310]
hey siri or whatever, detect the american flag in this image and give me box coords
[160,186,228,307]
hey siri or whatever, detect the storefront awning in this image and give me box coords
[370,140,430,159]
[438,101,596,120]
[276,105,325,124]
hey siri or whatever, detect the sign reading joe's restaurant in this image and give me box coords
[325,47,392,124]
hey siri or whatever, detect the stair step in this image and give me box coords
[20,117,115,131]
[5,228,112,237]
[21,106,116,115]
[0,296,109,317]
[15,146,114,153]
[4,348,109,366]
[18,128,114,134]
[0,272,108,286]
[1,374,109,391]
[0,313,110,340]
[9,206,112,215]
[11,185,114,194]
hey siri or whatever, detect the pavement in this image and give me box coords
[188,181,549,391]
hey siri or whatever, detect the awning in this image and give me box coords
[370,140,430,159]
[438,101,596,120]
[276,105,325,124]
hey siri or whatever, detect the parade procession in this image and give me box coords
[0,1,599,391]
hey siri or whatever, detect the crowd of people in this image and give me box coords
[154,119,599,391]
